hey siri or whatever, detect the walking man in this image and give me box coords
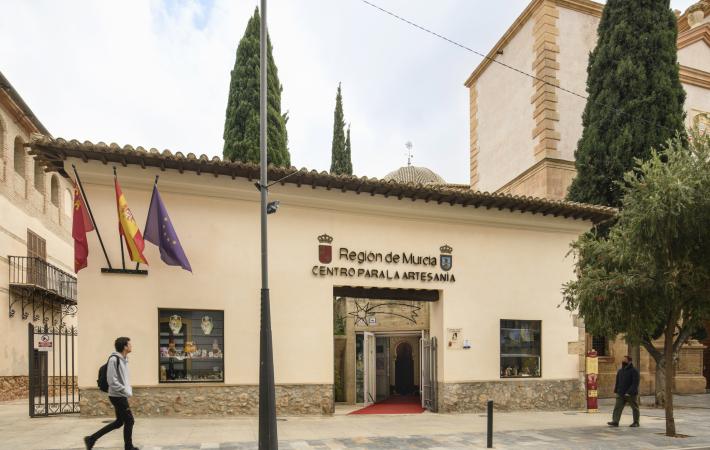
[85,337,138,450]
[608,355,640,427]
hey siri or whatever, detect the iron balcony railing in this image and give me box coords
[8,256,77,304]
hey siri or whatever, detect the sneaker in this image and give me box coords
[83,436,94,450]
[630,422,640,427]
[607,421,619,427]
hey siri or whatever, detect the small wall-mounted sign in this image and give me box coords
[463,339,471,349]
[368,316,377,325]
[34,333,53,352]
[447,328,462,350]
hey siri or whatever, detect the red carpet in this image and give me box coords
[349,395,425,415]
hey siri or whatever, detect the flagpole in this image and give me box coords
[113,166,126,270]
[136,175,159,271]
[72,164,113,270]
[258,0,278,447]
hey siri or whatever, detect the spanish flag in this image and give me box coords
[115,176,147,264]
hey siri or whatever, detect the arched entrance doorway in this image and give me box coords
[395,342,414,395]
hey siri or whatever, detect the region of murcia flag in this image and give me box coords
[72,180,94,272]
[115,177,147,264]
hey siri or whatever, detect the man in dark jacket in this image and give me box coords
[608,355,640,427]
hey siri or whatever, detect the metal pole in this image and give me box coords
[487,400,493,448]
[113,167,126,269]
[72,164,113,269]
[258,0,278,448]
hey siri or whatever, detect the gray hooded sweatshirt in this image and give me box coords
[107,352,132,398]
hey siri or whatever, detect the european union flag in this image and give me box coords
[144,184,192,272]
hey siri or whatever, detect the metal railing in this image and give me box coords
[8,256,77,303]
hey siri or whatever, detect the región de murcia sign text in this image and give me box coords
[312,234,456,283]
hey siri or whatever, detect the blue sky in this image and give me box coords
[0,0,698,185]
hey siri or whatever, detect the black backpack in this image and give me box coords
[97,355,119,393]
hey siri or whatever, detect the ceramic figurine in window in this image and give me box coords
[160,365,167,381]
[212,338,222,357]
[169,314,183,335]
[184,341,197,354]
[201,315,214,335]
[168,335,177,356]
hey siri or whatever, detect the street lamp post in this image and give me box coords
[258,0,278,448]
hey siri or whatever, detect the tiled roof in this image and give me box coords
[29,136,616,223]
[0,71,51,136]
[384,166,447,185]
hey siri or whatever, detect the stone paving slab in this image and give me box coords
[25,394,710,450]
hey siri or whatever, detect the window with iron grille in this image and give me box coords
[26,230,47,287]
[591,335,608,357]
[27,230,46,260]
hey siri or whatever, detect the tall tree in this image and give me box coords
[330,83,351,175]
[567,0,686,207]
[223,7,290,167]
[344,125,353,175]
[563,132,710,436]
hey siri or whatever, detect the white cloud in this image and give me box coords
[0,0,700,184]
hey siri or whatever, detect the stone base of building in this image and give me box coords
[438,379,585,413]
[80,383,334,417]
[0,376,28,401]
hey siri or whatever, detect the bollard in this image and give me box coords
[487,400,493,448]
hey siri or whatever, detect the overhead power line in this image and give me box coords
[357,0,677,134]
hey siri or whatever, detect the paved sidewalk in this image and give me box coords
[0,394,708,449]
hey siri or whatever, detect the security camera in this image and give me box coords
[267,200,280,215]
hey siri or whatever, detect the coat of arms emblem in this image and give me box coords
[318,234,333,264]
[439,244,453,271]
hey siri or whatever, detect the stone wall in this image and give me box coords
[80,383,334,417]
[0,376,28,401]
[595,339,706,398]
[438,379,585,413]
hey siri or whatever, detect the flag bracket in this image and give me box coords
[100,268,148,275]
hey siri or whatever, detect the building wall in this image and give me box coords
[556,7,598,162]
[472,1,710,200]
[474,19,536,192]
[684,83,710,126]
[679,41,710,73]
[72,159,591,415]
[0,102,74,400]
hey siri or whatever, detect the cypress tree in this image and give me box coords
[344,125,353,175]
[223,8,290,167]
[330,83,352,174]
[567,0,685,207]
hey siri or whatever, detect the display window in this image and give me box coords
[500,319,541,378]
[158,309,224,383]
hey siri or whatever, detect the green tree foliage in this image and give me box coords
[330,83,352,175]
[344,125,353,175]
[563,132,710,436]
[567,0,686,207]
[223,8,290,167]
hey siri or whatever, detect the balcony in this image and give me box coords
[8,256,77,323]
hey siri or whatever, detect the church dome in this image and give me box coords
[383,166,446,185]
